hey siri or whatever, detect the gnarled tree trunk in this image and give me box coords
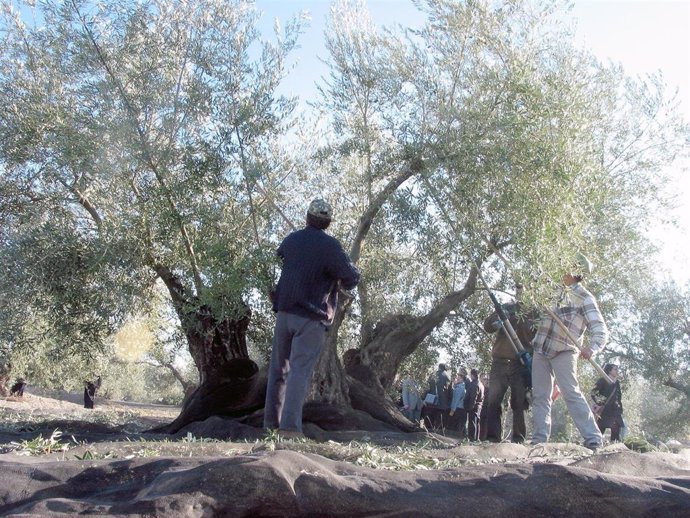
[306,161,423,428]
[309,300,353,407]
[308,268,479,432]
[153,158,480,435]
[151,265,264,434]
[358,269,479,390]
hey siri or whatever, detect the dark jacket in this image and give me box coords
[483,303,537,360]
[428,368,452,409]
[464,378,484,413]
[273,225,360,323]
[10,380,26,397]
[591,378,623,423]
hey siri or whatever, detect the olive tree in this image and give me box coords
[1,0,687,435]
[613,281,690,438]
[0,0,308,431]
[310,0,689,429]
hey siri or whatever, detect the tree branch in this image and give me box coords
[235,127,262,247]
[72,1,204,294]
[664,378,690,398]
[55,175,102,228]
[349,157,424,263]
[153,263,190,309]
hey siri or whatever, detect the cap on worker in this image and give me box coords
[574,252,593,276]
[307,198,333,220]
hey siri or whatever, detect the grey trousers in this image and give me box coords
[264,312,327,433]
[531,349,603,445]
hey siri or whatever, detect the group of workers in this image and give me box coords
[404,254,623,448]
[263,198,622,449]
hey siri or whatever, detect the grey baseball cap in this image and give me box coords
[307,198,333,220]
[574,252,593,275]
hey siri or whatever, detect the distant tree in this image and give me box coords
[0,344,13,396]
[614,281,690,438]
[9,336,110,394]
[137,287,200,403]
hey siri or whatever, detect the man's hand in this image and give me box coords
[580,346,594,360]
[449,411,455,416]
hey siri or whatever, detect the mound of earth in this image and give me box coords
[1,391,689,516]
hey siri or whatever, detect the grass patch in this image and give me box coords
[10,429,71,456]
[623,435,657,453]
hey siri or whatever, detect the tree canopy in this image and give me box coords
[0,0,306,360]
[0,0,688,432]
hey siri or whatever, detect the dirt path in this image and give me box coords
[0,388,180,429]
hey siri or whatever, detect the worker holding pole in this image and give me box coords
[530,253,609,450]
[482,289,538,444]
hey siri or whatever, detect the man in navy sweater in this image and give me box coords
[264,199,360,437]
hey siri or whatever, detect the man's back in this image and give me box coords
[273,226,359,322]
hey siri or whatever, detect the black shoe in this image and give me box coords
[584,441,601,452]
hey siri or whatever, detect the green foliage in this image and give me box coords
[397,341,440,387]
[637,382,690,441]
[623,435,656,453]
[0,0,688,420]
[612,281,690,439]
[10,338,186,404]
[352,442,446,471]
[0,0,306,368]
[9,339,110,393]
[101,360,184,404]
[73,450,96,460]
[319,0,689,376]
[180,432,220,444]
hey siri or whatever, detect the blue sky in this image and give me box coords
[255,0,689,118]
[572,0,689,120]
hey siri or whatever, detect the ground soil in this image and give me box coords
[1,390,689,517]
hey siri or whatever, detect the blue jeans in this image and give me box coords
[264,312,327,432]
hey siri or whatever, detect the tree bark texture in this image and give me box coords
[309,301,352,407]
[357,269,478,391]
[153,264,264,433]
[664,378,690,398]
